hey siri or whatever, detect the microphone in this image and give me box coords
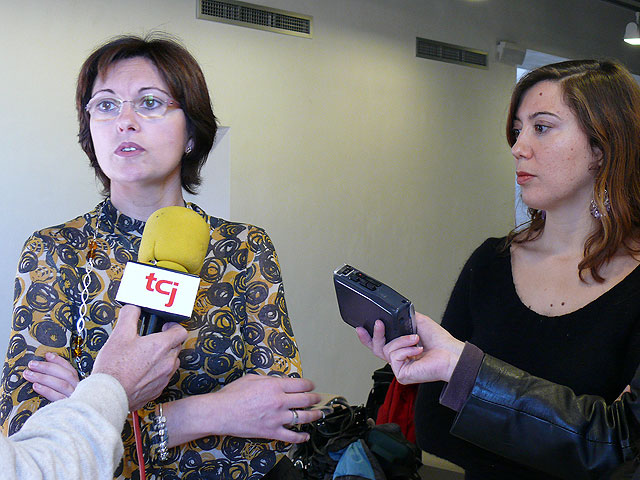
[116,206,210,335]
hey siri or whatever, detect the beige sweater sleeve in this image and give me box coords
[0,373,128,480]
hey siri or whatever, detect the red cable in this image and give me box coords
[132,411,147,480]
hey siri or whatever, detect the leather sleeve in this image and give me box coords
[449,355,640,479]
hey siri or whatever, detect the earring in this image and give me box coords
[590,189,611,219]
[185,146,192,154]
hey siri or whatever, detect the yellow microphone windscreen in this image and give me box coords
[138,206,210,274]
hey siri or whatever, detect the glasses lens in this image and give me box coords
[134,94,171,119]
[87,97,122,119]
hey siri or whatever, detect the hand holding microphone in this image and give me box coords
[93,305,188,411]
[117,206,210,335]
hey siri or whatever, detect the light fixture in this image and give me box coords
[624,12,640,45]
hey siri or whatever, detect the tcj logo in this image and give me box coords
[145,273,179,307]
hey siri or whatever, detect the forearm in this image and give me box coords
[162,394,221,448]
[5,374,127,480]
[449,354,639,479]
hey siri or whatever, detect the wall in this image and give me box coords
[0,0,637,404]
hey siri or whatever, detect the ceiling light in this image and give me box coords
[624,12,640,45]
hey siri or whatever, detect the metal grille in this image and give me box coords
[198,0,312,38]
[416,37,488,69]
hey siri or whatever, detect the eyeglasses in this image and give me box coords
[85,91,180,120]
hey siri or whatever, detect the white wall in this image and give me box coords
[1,0,638,404]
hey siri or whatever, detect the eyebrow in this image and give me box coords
[513,111,562,123]
[89,87,172,98]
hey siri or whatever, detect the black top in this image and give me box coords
[415,237,640,479]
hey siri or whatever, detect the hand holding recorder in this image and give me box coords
[335,264,464,384]
[356,314,464,385]
[334,264,416,341]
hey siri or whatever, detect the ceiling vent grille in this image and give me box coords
[416,37,488,69]
[197,0,312,38]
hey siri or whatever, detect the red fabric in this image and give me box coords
[376,377,417,443]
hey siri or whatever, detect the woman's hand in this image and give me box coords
[356,312,465,384]
[165,375,324,446]
[356,319,388,361]
[22,352,80,401]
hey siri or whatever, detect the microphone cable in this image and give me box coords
[132,411,147,480]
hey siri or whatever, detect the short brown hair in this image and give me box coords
[506,59,640,282]
[76,33,218,195]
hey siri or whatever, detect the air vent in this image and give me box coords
[416,37,488,69]
[197,0,312,38]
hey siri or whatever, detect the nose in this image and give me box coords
[115,102,140,132]
[511,130,532,160]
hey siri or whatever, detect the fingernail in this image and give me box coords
[28,361,37,369]
[23,370,32,379]
[45,352,55,360]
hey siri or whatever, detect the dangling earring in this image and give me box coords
[590,189,611,219]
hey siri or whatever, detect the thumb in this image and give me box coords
[160,323,188,347]
[112,304,142,336]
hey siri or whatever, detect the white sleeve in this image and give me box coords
[0,373,128,480]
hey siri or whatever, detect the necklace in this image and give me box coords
[71,200,105,378]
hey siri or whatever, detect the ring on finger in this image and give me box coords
[289,409,299,426]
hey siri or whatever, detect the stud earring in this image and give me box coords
[590,189,611,219]
[185,146,192,154]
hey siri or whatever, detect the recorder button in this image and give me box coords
[365,282,376,290]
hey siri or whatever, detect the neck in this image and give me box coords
[109,183,185,222]
[536,206,598,255]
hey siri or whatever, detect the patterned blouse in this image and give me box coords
[0,199,302,479]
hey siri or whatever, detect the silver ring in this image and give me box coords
[290,409,299,425]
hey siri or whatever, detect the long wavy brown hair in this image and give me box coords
[505,59,640,282]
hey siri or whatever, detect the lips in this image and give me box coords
[516,171,535,185]
[115,142,145,157]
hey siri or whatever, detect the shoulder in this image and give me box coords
[188,203,275,252]
[21,210,94,255]
[465,237,508,266]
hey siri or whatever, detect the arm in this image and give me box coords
[364,314,640,479]
[1,232,64,436]
[449,354,640,479]
[2,374,127,480]
[134,225,321,467]
[2,305,187,480]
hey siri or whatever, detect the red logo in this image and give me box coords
[145,273,179,307]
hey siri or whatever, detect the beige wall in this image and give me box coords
[0,0,637,403]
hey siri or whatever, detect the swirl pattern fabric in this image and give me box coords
[0,199,302,479]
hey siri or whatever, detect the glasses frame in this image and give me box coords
[85,93,181,121]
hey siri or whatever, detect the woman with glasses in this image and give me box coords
[0,34,321,480]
